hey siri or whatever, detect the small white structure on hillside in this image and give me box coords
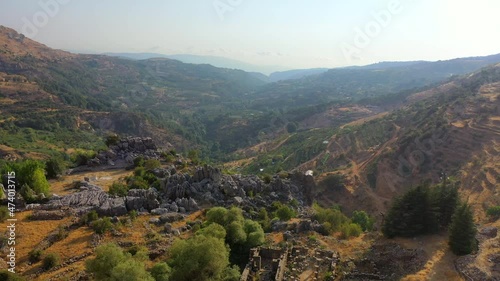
[305,170,314,176]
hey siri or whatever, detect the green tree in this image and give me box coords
[257,207,271,232]
[243,220,265,248]
[351,210,374,231]
[221,265,241,281]
[86,244,127,280]
[109,182,129,196]
[168,235,230,281]
[449,203,477,255]
[196,223,227,240]
[274,205,296,221]
[45,157,66,179]
[206,207,229,226]
[110,258,154,281]
[86,243,154,281]
[150,262,171,281]
[1,160,50,199]
[227,221,247,245]
[382,185,436,238]
[433,183,459,227]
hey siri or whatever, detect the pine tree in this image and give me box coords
[448,203,477,255]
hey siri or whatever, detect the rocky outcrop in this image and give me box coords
[38,164,315,221]
[72,137,163,172]
[30,210,67,220]
[160,165,313,211]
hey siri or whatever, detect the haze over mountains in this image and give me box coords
[1,18,500,281]
[103,51,500,83]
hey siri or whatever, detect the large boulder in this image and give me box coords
[126,189,160,210]
[159,213,185,223]
[97,197,127,216]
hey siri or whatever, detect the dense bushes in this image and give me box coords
[1,159,50,202]
[108,182,129,196]
[311,203,369,239]
[205,207,265,250]
[86,243,154,281]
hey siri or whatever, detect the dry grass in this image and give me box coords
[395,234,463,281]
[50,169,134,195]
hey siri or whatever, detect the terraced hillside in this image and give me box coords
[236,64,500,216]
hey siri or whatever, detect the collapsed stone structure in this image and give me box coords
[241,246,339,281]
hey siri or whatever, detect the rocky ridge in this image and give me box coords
[28,164,315,220]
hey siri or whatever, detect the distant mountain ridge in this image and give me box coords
[103,52,285,76]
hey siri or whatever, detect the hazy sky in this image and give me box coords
[1,0,500,69]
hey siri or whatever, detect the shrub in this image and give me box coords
[340,223,363,239]
[73,151,96,166]
[45,157,66,179]
[82,210,99,225]
[42,253,60,270]
[144,159,161,171]
[486,206,500,220]
[134,167,146,177]
[0,206,9,222]
[55,226,69,241]
[109,182,129,196]
[187,150,200,164]
[128,210,138,221]
[19,184,37,203]
[274,205,296,221]
[262,174,272,184]
[133,156,145,167]
[29,249,43,263]
[150,262,172,281]
[163,154,176,163]
[129,178,149,190]
[85,243,154,281]
[91,217,113,234]
[0,270,26,281]
[105,134,120,147]
[351,210,375,231]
